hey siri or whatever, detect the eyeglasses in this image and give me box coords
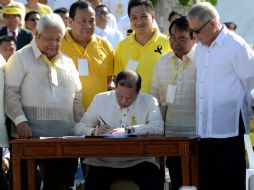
[169,36,191,44]
[95,10,109,15]
[190,19,210,34]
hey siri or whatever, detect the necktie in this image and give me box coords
[11,31,16,39]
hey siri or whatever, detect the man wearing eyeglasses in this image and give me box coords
[151,16,196,190]
[187,2,254,190]
[95,4,123,50]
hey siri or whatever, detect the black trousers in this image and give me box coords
[198,114,246,190]
[166,156,182,190]
[85,161,164,190]
[38,158,78,190]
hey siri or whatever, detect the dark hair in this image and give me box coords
[69,1,94,20]
[25,11,40,21]
[224,22,237,31]
[0,35,16,46]
[115,70,141,93]
[95,4,109,11]
[169,16,193,39]
[168,10,182,22]
[128,0,154,17]
[54,7,68,15]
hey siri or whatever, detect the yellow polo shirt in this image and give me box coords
[114,28,170,93]
[25,3,52,15]
[61,29,114,110]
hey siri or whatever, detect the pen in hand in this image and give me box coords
[99,115,108,125]
[97,116,112,135]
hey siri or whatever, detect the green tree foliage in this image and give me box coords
[179,0,217,6]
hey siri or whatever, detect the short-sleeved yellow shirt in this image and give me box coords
[61,29,114,110]
[25,3,52,15]
[114,28,171,93]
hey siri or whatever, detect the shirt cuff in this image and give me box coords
[14,115,28,126]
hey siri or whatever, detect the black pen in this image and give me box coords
[99,116,108,125]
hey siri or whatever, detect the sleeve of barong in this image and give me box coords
[4,53,28,126]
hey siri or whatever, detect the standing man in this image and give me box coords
[75,70,164,190]
[0,53,8,190]
[114,0,170,93]
[5,13,83,189]
[95,4,123,50]
[187,2,254,190]
[0,5,33,50]
[151,16,196,190]
[61,1,114,110]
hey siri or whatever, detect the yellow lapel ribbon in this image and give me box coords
[41,54,58,87]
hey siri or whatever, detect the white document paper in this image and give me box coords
[78,59,89,76]
[166,84,177,104]
[126,59,139,71]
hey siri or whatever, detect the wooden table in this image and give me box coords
[10,136,199,190]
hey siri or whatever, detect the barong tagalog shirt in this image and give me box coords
[0,54,8,147]
[114,28,171,93]
[5,39,83,137]
[75,90,164,168]
[195,27,254,138]
[151,45,196,136]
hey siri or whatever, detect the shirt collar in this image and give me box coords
[210,26,227,47]
[31,38,60,62]
[169,43,196,63]
[7,28,19,37]
[129,27,161,45]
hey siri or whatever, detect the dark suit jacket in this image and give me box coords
[0,26,33,50]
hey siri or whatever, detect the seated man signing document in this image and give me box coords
[75,70,164,190]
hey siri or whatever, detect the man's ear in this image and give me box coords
[69,17,74,26]
[35,30,39,39]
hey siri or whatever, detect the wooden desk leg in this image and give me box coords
[181,157,190,186]
[27,159,36,190]
[190,154,199,189]
[12,145,21,190]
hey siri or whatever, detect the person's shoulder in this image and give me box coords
[138,92,158,105]
[156,32,169,43]
[0,26,6,34]
[59,51,73,61]
[93,34,114,51]
[156,51,173,64]
[19,28,33,35]
[94,90,113,101]
[93,34,110,46]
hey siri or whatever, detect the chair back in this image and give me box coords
[244,134,254,169]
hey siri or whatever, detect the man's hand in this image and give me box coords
[16,122,32,138]
[2,157,9,173]
[109,127,125,134]
[97,125,113,135]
